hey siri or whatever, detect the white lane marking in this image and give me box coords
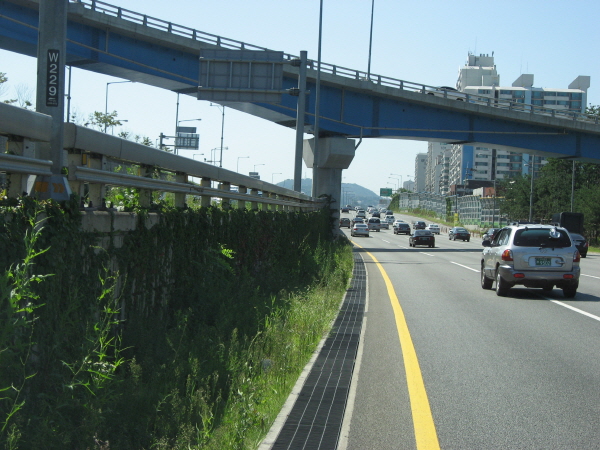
[549,300,600,322]
[422,253,435,257]
[449,258,600,323]
[582,274,600,280]
[450,261,479,272]
[382,239,391,244]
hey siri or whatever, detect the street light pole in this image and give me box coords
[528,162,535,222]
[391,173,402,191]
[237,156,249,173]
[492,178,496,227]
[211,103,225,167]
[367,0,375,81]
[105,80,133,133]
[571,160,576,212]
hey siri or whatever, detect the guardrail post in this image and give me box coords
[272,193,280,211]
[87,155,106,207]
[200,178,212,207]
[67,152,84,200]
[238,186,247,210]
[139,166,152,208]
[219,182,231,209]
[250,188,259,210]
[174,173,186,208]
[6,138,35,198]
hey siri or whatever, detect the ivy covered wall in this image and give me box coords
[0,197,350,448]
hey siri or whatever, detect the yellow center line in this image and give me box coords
[353,240,440,449]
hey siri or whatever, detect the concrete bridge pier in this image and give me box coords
[303,137,355,221]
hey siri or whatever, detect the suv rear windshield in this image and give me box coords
[513,228,572,248]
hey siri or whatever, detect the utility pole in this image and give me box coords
[33,0,71,200]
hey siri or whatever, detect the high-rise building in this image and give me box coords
[435,53,590,193]
[425,142,453,194]
[414,153,428,193]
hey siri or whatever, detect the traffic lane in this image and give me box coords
[343,247,416,450]
[373,245,600,448]
[377,230,600,306]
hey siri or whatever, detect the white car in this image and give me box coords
[426,224,440,235]
[351,223,370,237]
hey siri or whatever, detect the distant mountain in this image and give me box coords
[277,179,386,208]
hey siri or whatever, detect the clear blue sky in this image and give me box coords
[1,0,599,195]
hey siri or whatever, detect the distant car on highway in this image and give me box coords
[356,210,366,218]
[339,217,351,228]
[421,86,465,101]
[426,224,440,234]
[449,227,471,241]
[367,217,381,232]
[409,230,435,248]
[482,228,500,242]
[393,222,411,235]
[413,220,426,230]
[569,233,588,258]
[351,223,370,237]
[341,207,349,213]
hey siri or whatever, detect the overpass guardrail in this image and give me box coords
[69,0,600,126]
[0,102,324,211]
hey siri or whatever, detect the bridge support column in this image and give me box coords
[200,178,212,207]
[303,137,355,219]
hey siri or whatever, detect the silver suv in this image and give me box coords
[481,224,581,298]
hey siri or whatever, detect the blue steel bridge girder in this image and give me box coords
[2,0,600,162]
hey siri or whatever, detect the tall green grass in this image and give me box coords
[0,197,353,449]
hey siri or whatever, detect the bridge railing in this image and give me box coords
[71,0,600,126]
[0,102,323,211]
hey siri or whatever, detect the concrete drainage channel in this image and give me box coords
[260,251,367,450]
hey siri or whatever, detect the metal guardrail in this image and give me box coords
[0,153,53,176]
[70,0,600,125]
[0,103,323,211]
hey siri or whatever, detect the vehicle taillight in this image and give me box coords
[501,249,513,261]
[573,250,581,263]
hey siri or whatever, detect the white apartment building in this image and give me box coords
[425,142,453,194]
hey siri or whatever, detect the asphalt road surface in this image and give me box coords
[339,212,600,450]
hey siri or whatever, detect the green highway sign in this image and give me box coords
[380,188,393,196]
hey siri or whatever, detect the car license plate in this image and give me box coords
[535,258,551,266]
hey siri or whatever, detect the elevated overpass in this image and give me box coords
[2,0,600,205]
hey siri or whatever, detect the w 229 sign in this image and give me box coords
[46,49,60,107]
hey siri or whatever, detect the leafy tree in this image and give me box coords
[0,72,7,98]
[0,75,33,109]
[85,110,123,132]
[498,174,533,221]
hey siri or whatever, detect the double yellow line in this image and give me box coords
[354,241,440,449]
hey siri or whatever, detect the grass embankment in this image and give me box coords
[1,199,354,449]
